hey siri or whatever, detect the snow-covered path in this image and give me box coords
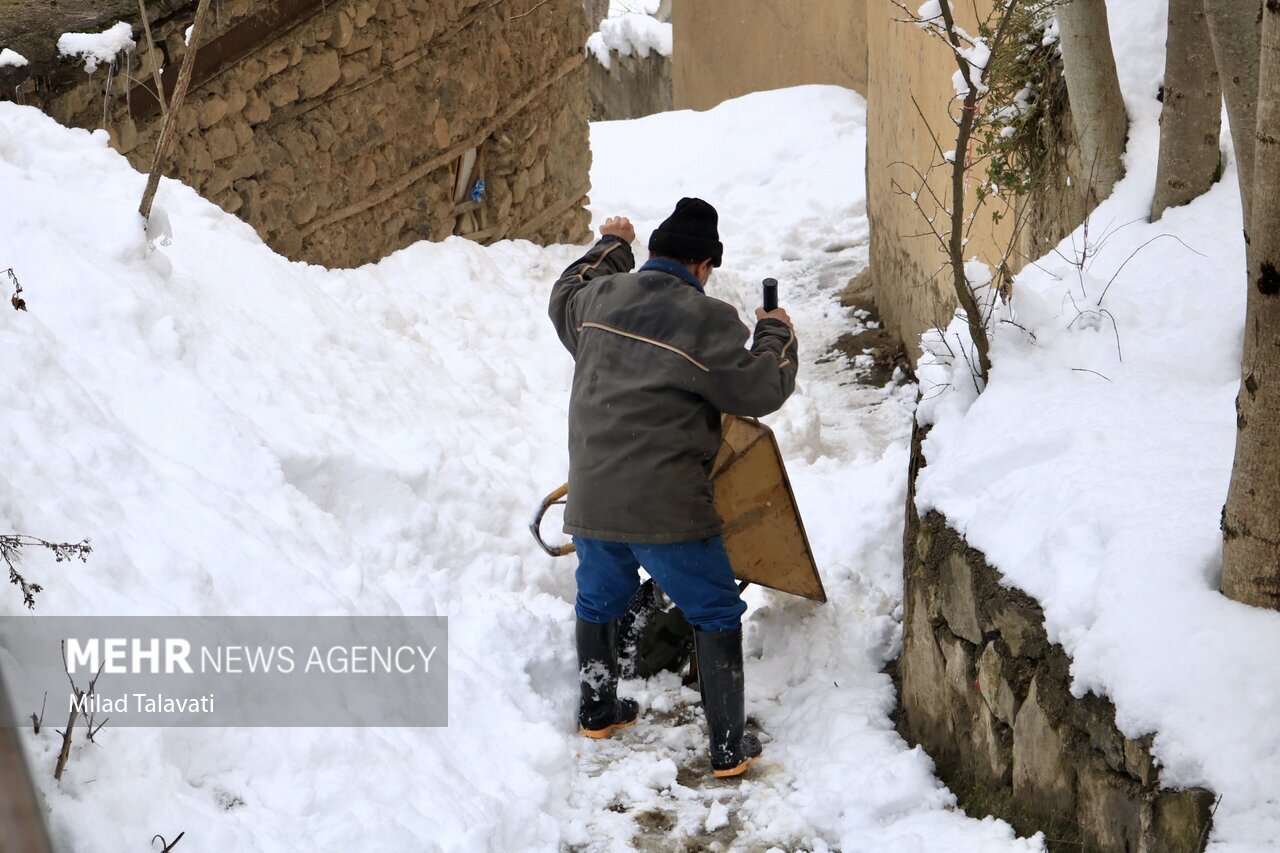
[1,87,1037,850]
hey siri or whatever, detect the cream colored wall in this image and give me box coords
[864,0,1087,364]
[865,0,1017,361]
[672,0,868,110]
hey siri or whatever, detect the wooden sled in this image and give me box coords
[530,415,826,603]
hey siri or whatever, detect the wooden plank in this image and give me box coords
[126,0,328,121]
[713,415,827,602]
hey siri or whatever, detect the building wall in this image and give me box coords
[2,0,592,267]
[587,50,672,121]
[864,0,1088,365]
[671,0,867,110]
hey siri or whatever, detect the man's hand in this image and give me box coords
[756,307,793,331]
[600,216,635,244]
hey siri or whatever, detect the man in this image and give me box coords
[548,197,798,778]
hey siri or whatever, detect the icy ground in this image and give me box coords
[2,87,1037,850]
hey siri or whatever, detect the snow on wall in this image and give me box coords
[585,13,672,71]
[56,22,135,74]
[0,48,29,68]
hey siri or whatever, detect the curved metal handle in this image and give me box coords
[529,483,576,557]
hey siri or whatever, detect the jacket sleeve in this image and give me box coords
[548,236,635,356]
[683,305,799,417]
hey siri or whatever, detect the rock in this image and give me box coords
[244,92,271,126]
[225,153,262,183]
[329,12,354,50]
[266,78,299,109]
[224,88,247,114]
[990,600,1047,658]
[1013,677,1075,815]
[341,58,370,87]
[512,172,530,204]
[232,119,254,148]
[353,0,377,28]
[198,96,228,129]
[1147,787,1215,853]
[206,126,238,161]
[299,51,341,99]
[899,588,954,746]
[290,193,319,225]
[976,642,1019,725]
[1124,734,1158,788]
[1077,756,1146,852]
[112,119,139,154]
[940,633,976,701]
[973,705,1012,786]
[265,51,290,76]
[184,137,212,172]
[1076,694,1126,774]
[940,553,983,644]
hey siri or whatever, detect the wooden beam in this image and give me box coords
[126,0,330,121]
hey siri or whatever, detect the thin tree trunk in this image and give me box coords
[1055,0,1128,201]
[1220,2,1280,610]
[1152,0,1222,220]
[138,0,213,221]
[1202,0,1262,234]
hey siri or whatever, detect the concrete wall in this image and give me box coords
[1,0,592,267]
[671,0,867,110]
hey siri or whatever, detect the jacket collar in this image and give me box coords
[639,258,705,293]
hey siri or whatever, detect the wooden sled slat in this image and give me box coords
[712,415,826,603]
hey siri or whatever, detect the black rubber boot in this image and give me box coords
[694,626,762,777]
[577,617,639,738]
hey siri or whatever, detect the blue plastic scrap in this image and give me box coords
[470,179,486,203]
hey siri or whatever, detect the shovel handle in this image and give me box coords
[762,278,778,312]
[530,483,576,557]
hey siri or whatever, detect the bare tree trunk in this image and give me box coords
[1055,0,1128,201]
[1202,0,1262,233]
[1221,2,1280,610]
[138,0,213,222]
[1152,0,1222,220]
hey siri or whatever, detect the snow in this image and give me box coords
[914,1,1280,848]
[585,14,671,71]
[0,47,29,68]
[56,22,136,74]
[0,86,1041,850]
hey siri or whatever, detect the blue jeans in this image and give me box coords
[574,536,747,632]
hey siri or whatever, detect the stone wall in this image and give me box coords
[896,426,1216,852]
[1,0,592,267]
[671,0,867,111]
[864,0,1090,366]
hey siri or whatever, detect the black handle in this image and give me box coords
[762,277,778,312]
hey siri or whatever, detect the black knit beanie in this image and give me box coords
[648,197,723,267]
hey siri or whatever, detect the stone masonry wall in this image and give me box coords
[897,425,1216,851]
[1,0,592,267]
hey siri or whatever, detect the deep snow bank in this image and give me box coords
[1,85,1037,851]
[914,3,1280,848]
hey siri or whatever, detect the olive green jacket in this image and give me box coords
[548,236,798,543]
